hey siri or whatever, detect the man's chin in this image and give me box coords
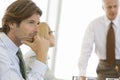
[25,38,34,43]
[29,39,34,43]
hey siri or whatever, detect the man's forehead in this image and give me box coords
[26,15,40,22]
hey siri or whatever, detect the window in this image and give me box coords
[54,0,103,79]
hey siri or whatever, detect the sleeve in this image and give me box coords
[24,50,48,80]
[27,60,47,80]
[78,23,95,76]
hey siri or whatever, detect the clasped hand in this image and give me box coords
[22,34,50,63]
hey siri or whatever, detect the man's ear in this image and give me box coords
[8,22,16,29]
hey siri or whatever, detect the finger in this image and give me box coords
[33,33,40,42]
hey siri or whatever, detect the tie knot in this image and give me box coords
[109,22,114,30]
[110,21,113,24]
[16,48,22,57]
[110,22,113,26]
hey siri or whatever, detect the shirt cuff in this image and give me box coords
[31,60,48,77]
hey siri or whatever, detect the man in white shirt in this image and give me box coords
[0,0,49,80]
[78,0,120,80]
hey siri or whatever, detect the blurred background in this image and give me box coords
[0,0,105,80]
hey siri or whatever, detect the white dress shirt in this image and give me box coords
[78,15,120,76]
[0,32,47,80]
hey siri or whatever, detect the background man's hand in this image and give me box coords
[80,76,86,80]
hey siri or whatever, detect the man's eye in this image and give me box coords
[29,21,34,24]
[49,31,55,34]
[37,22,40,25]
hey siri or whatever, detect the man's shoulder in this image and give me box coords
[0,46,10,61]
[91,16,104,23]
[87,16,104,27]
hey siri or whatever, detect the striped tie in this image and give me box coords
[16,48,26,80]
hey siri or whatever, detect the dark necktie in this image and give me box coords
[16,48,26,79]
[106,22,115,65]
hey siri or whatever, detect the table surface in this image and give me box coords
[72,77,119,80]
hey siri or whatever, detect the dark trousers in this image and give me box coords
[96,60,120,80]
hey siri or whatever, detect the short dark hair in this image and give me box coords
[1,0,42,34]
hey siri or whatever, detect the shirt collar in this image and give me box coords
[0,32,18,55]
[104,15,119,28]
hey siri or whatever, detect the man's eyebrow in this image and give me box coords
[27,19,40,24]
[27,19,35,22]
[27,19,40,23]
